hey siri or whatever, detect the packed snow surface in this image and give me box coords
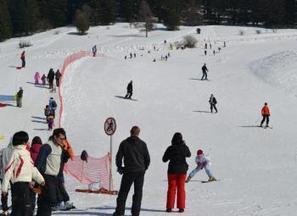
[1,24,297,215]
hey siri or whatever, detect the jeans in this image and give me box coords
[189,166,213,178]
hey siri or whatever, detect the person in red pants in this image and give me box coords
[162,132,191,213]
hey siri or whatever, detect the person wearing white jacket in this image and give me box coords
[0,139,14,215]
[186,149,216,182]
[1,131,45,216]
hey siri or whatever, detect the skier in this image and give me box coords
[260,102,270,127]
[34,72,41,85]
[16,87,23,108]
[49,97,57,117]
[1,131,45,216]
[125,81,133,99]
[186,149,216,183]
[209,94,218,113]
[47,115,54,130]
[47,68,55,91]
[204,50,207,56]
[41,74,47,85]
[201,63,208,80]
[44,105,52,123]
[92,45,97,57]
[55,69,62,87]
[162,132,191,213]
[21,51,26,68]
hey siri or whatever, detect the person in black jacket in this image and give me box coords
[113,126,150,216]
[16,87,23,107]
[209,94,218,113]
[201,63,208,80]
[47,69,55,91]
[124,81,133,99]
[162,132,191,213]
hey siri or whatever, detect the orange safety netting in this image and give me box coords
[64,153,110,189]
[58,51,92,127]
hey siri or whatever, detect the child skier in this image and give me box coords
[47,115,54,130]
[186,149,216,183]
[34,72,40,85]
[41,74,47,85]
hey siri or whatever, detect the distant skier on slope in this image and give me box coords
[20,51,26,68]
[92,45,97,57]
[16,87,23,108]
[186,149,216,183]
[34,72,40,85]
[125,81,133,99]
[47,68,55,91]
[201,63,208,80]
[260,102,270,127]
[209,94,218,113]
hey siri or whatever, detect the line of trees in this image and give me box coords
[0,0,296,41]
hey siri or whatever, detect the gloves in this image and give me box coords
[117,167,124,175]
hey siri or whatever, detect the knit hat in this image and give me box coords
[197,149,203,156]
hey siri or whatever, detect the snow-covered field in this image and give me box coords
[1,23,297,215]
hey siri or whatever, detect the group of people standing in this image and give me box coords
[113,126,216,216]
[0,128,73,216]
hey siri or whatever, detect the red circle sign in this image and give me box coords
[104,117,117,136]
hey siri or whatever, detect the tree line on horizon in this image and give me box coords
[0,0,296,41]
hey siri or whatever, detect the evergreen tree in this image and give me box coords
[98,0,116,25]
[47,0,68,27]
[75,9,90,34]
[161,0,182,30]
[9,0,27,35]
[139,0,154,37]
[24,0,41,34]
[0,0,12,41]
[88,0,102,25]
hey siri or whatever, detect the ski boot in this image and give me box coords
[185,176,191,183]
[208,176,216,182]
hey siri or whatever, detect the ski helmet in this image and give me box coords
[197,149,203,156]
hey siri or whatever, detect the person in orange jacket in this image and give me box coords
[260,102,270,127]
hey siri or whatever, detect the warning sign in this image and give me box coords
[104,117,117,136]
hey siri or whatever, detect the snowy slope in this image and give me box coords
[1,24,297,216]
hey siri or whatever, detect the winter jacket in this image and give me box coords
[127,82,133,93]
[0,142,14,179]
[261,105,270,116]
[34,72,40,81]
[195,154,210,169]
[202,65,208,72]
[49,99,57,110]
[20,51,25,60]
[30,143,42,163]
[55,71,62,80]
[35,140,62,176]
[47,69,55,82]
[16,89,23,98]
[209,96,217,105]
[2,145,44,193]
[116,136,150,173]
[162,141,191,174]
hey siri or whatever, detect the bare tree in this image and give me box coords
[139,0,154,37]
